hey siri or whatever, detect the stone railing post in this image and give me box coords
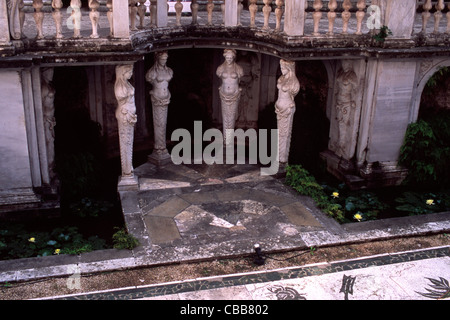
[383,0,416,39]
[112,0,130,38]
[284,0,306,36]
[224,0,239,27]
[156,0,167,27]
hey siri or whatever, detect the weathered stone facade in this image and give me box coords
[0,0,449,212]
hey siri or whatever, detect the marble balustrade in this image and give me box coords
[3,0,448,43]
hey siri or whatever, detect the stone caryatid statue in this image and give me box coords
[115,64,138,188]
[275,59,300,168]
[146,51,173,165]
[41,68,57,184]
[216,49,244,145]
[331,60,358,159]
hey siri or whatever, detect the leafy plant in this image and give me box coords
[285,165,345,223]
[0,224,107,260]
[372,26,392,43]
[416,277,450,300]
[341,191,388,221]
[399,111,450,188]
[425,67,449,90]
[112,228,139,250]
[395,191,450,216]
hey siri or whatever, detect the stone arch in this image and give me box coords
[410,58,450,123]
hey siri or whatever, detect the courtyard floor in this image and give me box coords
[0,161,448,300]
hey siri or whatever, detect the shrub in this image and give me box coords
[285,165,345,223]
[399,111,450,188]
[112,228,139,250]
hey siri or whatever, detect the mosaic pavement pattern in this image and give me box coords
[125,161,333,257]
[46,246,450,300]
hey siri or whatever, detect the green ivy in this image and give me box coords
[372,26,392,43]
[399,111,450,188]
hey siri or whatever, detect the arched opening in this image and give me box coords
[400,64,450,189]
[52,66,124,236]
[418,66,450,119]
[289,60,330,176]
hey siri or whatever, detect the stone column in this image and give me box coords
[0,69,40,208]
[112,0,130,38]
[216,49,244,145]
[146,51,173,165]
[224,0,239,27]
[115,64,138,190]
[356,59,415,185]
[275,59,300,170]
[283,0,306,36]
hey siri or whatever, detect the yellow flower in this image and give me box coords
[426,199,435,205]
[54,249,61,255]
[28,237,35,243]
[353,213,363,221]
[332,192,339,198]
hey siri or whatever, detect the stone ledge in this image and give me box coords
[0,210,448,284]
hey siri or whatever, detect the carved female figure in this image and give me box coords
[115,64,137,180]
[146,51,173,164]
[333,60,358,158]
[216,49,244,144]
[41,68,56,182]
[275,59,300,165]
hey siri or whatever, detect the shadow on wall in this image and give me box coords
[290,60,330,175]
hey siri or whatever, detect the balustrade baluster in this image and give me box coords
[312,0,323,36]
[238,0,243,26]
[137,0,146,29]
[327,0,337,35]
[275,0,284,32]
[175,0,183,26]
[433,0,444,34]
[129,0,138,31]
[191,0,199,25]
[70,0,82,38]
[107,0,113,36]
[341,0,352,34]
[207,0,214,25]
[52,0,63,39]
[89,0,100,38]
[19,0,25,38]
[355,0,365,35]
[249,0,258,28]
[422,0,432,33]
[150,0,157,27]
[221,1,225,26]
[263,0,272,30]
[32,0,44,39]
